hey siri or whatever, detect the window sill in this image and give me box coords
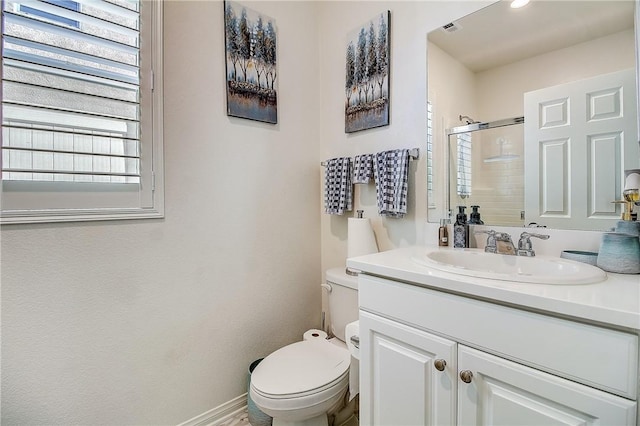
[1,207,164,225]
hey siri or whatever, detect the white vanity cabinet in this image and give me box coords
[358,274,639,426]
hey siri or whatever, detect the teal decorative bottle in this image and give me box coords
[596,232,640,274]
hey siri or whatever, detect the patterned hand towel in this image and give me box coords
[373,149,410,218]
[324,157,353,215]
[353,154,374,184]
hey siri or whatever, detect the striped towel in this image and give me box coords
[352,154,374,184]
[373,149,410,218]
[324,157,353,215]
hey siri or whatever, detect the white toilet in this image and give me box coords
[249,268,359,426]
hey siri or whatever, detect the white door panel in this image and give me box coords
[524,68,638,230]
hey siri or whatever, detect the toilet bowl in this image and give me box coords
[249,339,350,426]
[249,268,359,426]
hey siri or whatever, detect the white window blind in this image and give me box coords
[456,132,471,197]
[1,0,164,223]
[427,101,434,208]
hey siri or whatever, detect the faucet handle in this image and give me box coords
[520,231,550,241]
[518,232,550,256]
[475,229,498,253]
[495,232,517,255]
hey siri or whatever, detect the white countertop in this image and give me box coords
[347,246,640,331]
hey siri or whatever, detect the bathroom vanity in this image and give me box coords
[347,246,640,425]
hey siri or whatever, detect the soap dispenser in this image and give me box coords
[453,206,469,248]
[469,205,484,225]
[438,218,449,247]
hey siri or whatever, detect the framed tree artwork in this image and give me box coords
[345,11,390,133]
[224,1,278,124]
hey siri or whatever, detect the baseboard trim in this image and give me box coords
[178,393,248,426]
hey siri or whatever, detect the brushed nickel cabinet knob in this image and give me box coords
[434,359,447,371]
[459,370,473,383]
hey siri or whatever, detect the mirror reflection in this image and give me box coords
[427,0,638,231]
[447,117,524,226]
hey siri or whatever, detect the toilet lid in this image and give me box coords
[251,340,350,397]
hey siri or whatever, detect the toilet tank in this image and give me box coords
[325,268,359,342]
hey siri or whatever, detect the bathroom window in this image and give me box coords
[0,0,164,223]
[427,101,435,208]
[456,132,472,197]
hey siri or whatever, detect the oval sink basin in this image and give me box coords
[414,249,607,285]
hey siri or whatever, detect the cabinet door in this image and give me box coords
[359,311,456,426]
[458,346,637,426]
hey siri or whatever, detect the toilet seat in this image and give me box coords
[252,370,349,400]
[251,340,350,398]
[249,340,351,423]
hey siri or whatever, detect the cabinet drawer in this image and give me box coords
[359,274,638,399]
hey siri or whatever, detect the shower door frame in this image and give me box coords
[444,116,525,220]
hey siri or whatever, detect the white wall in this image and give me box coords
[476,29,636,121]
[427,40,479,223]
[1,1,322,424]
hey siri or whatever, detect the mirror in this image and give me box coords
[427,0,639,231]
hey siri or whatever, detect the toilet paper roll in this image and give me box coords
[345,320,360,401]
[348,358,359,402]
[345,321,360,359]
[347,217,378,259]
[303,329,328,341]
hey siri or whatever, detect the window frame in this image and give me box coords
[0,0,164,224]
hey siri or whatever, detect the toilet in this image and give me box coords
[249,268,359,426]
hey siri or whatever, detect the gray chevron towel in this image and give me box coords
[373,149,410,218]
[324,157,353,215]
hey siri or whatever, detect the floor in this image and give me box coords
[217,408,249,426]
[216,405,359,426]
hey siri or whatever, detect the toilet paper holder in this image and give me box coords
[350,335,359,349]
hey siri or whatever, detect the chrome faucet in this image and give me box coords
[517,232,550,257]
[475,230,516,255]
[477,230,550,256]
[495,232,517,255]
